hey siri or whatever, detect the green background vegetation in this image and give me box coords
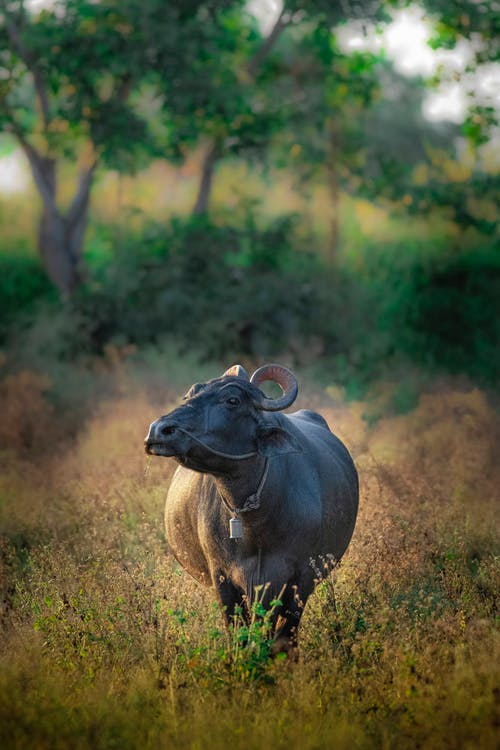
[0,0,498,748]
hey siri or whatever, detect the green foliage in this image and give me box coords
[356,69,457,200]
[227,592,285,682]
[57,214,367,364]
[407,246,500,381]
[0,0,498,388]
[0,253,55,337]
[269,26,385,187]
[422,0,500,141]
[396,141,499,238]
[2,0,498,296]
[423,0,500,60]
[2,211,498,389]
[348,243,500,390]
[366,242,500,385]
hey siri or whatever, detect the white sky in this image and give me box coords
[0,151,30,193]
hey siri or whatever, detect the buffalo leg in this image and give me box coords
[272,578,314,655]
[214,574,248,626]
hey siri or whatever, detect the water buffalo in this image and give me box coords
[145,364,358,652]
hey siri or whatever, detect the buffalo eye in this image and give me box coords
[226,396,241,407]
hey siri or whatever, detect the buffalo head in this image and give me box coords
[144,364,301,471]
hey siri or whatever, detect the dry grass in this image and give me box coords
[0,361,498,749]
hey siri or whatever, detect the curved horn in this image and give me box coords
[223,364,249,380]
[250,364,298,411]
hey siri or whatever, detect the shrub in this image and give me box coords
[0,254,55,340]
[364,241,500,386]
[66,214,368,365]
[0,369,54,454]
[409,246,500,382]
[1,213,498,390]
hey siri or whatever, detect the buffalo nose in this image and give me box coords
[145,418,178,444]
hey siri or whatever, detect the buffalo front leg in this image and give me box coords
[213,573,248,627]
[271,577,314,656]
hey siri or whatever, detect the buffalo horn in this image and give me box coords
[223,364,250,380]
[250,364,298,411]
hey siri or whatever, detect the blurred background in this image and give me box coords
[1,4,499,746]
[0,0,498,404]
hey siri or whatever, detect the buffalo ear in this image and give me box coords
[257,426,303,457]
[223,364,249,380]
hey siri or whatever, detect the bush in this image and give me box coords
[0,254,55,340]
[0,369,54,454]
[1,214,498,391]
[68,214,368,364]
[410,246,500,383]
[363,241,500,387]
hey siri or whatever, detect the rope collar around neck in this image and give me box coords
[175,427,257,460]
[223,457,270,540]
[221,457,270,517]
[174,427,268,538]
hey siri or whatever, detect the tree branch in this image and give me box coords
[190,5,291,216]
[115,73,133,104]
[247,7,290,77]
[67,162,96,226]
[2,8,51,130]
[6,116,58,213]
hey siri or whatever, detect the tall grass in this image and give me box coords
[0,357,498,749]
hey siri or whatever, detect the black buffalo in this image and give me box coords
[145,364,358,652]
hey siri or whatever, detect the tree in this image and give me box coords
[412,0,500,143]
[0,0,153,294]
[180,0,391,217]
[276,0,497,255]
[0,0,242,295]
[184,5,290,216]
[266,22,383,259]
[383,0,500,238]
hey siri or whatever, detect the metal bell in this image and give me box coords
[229,517,243,539]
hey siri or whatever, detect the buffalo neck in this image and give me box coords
[212,453,269,514]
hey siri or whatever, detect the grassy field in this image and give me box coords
[0,354,498,749]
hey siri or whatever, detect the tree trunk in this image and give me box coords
[33,158,94,296]
[38,206,86,296]
[326,120,340,264]
[192,140,219,216]
[327,168,339,264]
[12,131,96,295]
[189,12,289,219]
